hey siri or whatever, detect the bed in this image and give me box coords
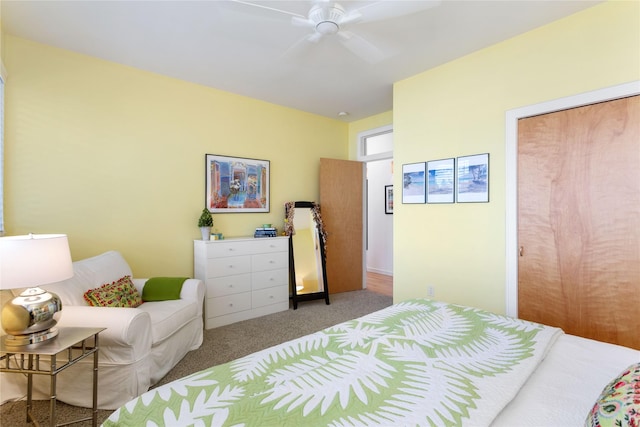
[103,299,639,426]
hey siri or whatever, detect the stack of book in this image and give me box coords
[254,227,277,238]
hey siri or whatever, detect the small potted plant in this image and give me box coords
[198,208,214,241]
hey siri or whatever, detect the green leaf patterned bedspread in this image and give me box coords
[103,299,562,426]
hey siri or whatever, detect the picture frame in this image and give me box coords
[384,185,393,214]
[205,154,270,213]
[427,158,455,204]
[456,153,489,203]
[402,162,426,204]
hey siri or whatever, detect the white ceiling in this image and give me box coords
[1,0,602,122]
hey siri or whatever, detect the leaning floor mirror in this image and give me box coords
[285,201,330,309]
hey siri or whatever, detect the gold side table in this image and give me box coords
[0,326,105,427]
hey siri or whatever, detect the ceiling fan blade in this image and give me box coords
[281,32,323,59]
[229,0,306,19]
[354,0,441,23]
[337,30,386,64]
[291,16,315,28]
[340,10,363,26]
[307,32,324,43]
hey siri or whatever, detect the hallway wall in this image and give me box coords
[367,159,393,275]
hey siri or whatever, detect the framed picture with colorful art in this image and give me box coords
[385,185,393,214]
[205,154,270,213]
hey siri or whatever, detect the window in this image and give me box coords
[357,125,393,162]
[364,131,393,156]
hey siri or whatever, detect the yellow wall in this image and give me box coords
[0,1,4,61]
[3,36,348,276]
[393,0,640,314]
[0,4,3,62]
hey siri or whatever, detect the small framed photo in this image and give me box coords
[402,162,426,204]
[205,154,270,213]
[384,185,393,214]
[427,158,455,204]
[456,153,489,203]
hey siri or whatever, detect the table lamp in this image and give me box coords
[0,234,73,346]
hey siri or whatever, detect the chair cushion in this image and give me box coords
[137,299,198,344]
[83,276,143,308]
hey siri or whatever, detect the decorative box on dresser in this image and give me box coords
[194,236,289,329]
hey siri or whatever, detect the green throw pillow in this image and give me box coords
[142,277,187,301]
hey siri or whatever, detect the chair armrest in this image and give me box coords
[56,306,152,363]
[132,278,205,316]
[181,278,205,316]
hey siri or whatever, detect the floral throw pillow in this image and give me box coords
[585,362,640,427]
[83,276,143,308]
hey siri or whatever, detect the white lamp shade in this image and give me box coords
[0,234,74,290]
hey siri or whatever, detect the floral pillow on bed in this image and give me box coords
[585,362,640,427]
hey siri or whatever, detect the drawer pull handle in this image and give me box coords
[269,277,274,281]
[269,260,275,264]
[229,303,233,307]
[269,295,274,299]
[228,284,233,288]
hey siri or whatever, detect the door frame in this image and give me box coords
[504,80,640,317]
[357,125,394,289]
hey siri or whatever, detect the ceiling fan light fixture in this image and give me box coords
[308,3,345,36]
[316,20,339,35]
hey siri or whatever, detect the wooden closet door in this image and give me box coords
[320,158,365,294]
[517,95,640,349]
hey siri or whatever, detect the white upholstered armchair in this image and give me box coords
[0,250,205,409]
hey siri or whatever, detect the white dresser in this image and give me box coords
[194,236,290,329]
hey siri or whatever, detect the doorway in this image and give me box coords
[320,127,394,295]
[366,159,393,276]
[358,126,394,295]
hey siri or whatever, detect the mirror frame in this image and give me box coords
[285,201,330,309]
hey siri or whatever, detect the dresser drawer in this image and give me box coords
[252,285,289,309]
[207,274,251,297]
[207,256,251,277]
[252,238,288,253]
[207,293,251,317]
[205,241,255,258]
[252,252,288,272]
[252,268,288,291]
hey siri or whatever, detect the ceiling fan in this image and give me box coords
[230,0,441,63]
